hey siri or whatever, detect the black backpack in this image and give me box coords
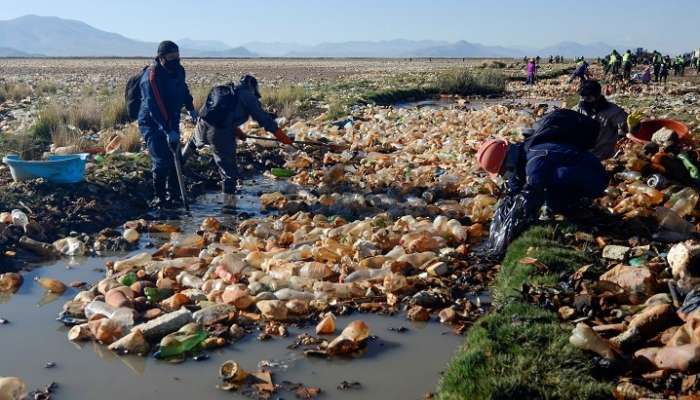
[200,84,238,128]
[125,66,149,122]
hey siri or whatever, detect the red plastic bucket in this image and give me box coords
[629,119,690,144]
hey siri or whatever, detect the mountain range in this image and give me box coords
[0,15,620,58]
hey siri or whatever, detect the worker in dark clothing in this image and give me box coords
[138,40,197,208]
[573,80,628,160]
[477,109,607,254]
[652,51,663,82]
[622,50,633,80]
[660,57,670,83]
[181,74,293,212]
[478,109,607,214]
[568,59,590,83]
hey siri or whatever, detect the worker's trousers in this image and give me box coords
[186,119,238,194]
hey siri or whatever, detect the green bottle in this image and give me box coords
[156,330,208,358]
[144,287,163,303]
[119,272,137,287]
[271,167,295,178]
[678,153,700,179]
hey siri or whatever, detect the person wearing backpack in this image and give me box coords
[136,40,197,208]
[181,74,293,212]
[476,110,608,254]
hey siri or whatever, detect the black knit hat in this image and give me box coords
[240,74,261,98]
[157,40,179,57]
[579,80,601,97]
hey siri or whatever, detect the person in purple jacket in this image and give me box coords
[526,58,538,85]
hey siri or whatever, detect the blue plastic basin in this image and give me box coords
[2,153,90,183]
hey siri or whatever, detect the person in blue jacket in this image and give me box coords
[181,74,292,212]
[138,40,197,208]
[477,109,608,216]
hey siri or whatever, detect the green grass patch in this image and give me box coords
[0,81,33,102]
[100,94,130,129]
[190,84,210,113]
[437,225,612,400]
[365,69,507,106]
[261,84,312,119]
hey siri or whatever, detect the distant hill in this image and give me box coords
[177,38,233,52]
[405,40,527,58]
[285,39,450,58]
[537,41,620,58]
[0,15,256,57]
[185,46,257,58]
[257,39,616,58]
[243,42,315,57]
[0,15,619,58]
[0,46,41,57]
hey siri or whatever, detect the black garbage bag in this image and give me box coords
[486,192,539,257]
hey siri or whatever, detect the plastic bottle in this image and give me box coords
[313,281,364,299]
[385,245,406,260]
[344,267,389,283]
[665,187,699,217]
[119,272,137,287]
[156,329,208,358]
[287,276,316,291]
[614,171,642,181]
[10,209,28,230]
[0,377,27,400]
[469,195,497,223]
[298,262,332,280]
[569,322,616,360]
[176,271,203,289]
[655,207,696,234]
[144,287,166,303]
[274,288,315,301]
[84,300,134,328]
[627,181,664,205]
[113,252,152,273]
[678,153,700,179]
[432,216,449,233]
[446,219,467,241]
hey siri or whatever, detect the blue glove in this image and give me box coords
[189,110,198,123]
[167,130,180,145]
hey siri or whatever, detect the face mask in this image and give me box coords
[163,59,181,72]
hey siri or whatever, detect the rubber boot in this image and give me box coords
[167,170,183,207]
[222,193,237,214]
[150,174,169,209]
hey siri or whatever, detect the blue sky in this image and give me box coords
[1,0,698,52]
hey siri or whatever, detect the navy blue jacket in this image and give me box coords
[506,110,607,209]
[207,85,278,133]
[138,61,194,136]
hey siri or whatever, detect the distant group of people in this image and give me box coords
[600,49,700,84]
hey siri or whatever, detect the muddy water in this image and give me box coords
[0,177,463,399]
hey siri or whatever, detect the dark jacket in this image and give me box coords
[202,85,278,134]
[574,98,628,160]
[506,110,607,207]
[138,60,194,136]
